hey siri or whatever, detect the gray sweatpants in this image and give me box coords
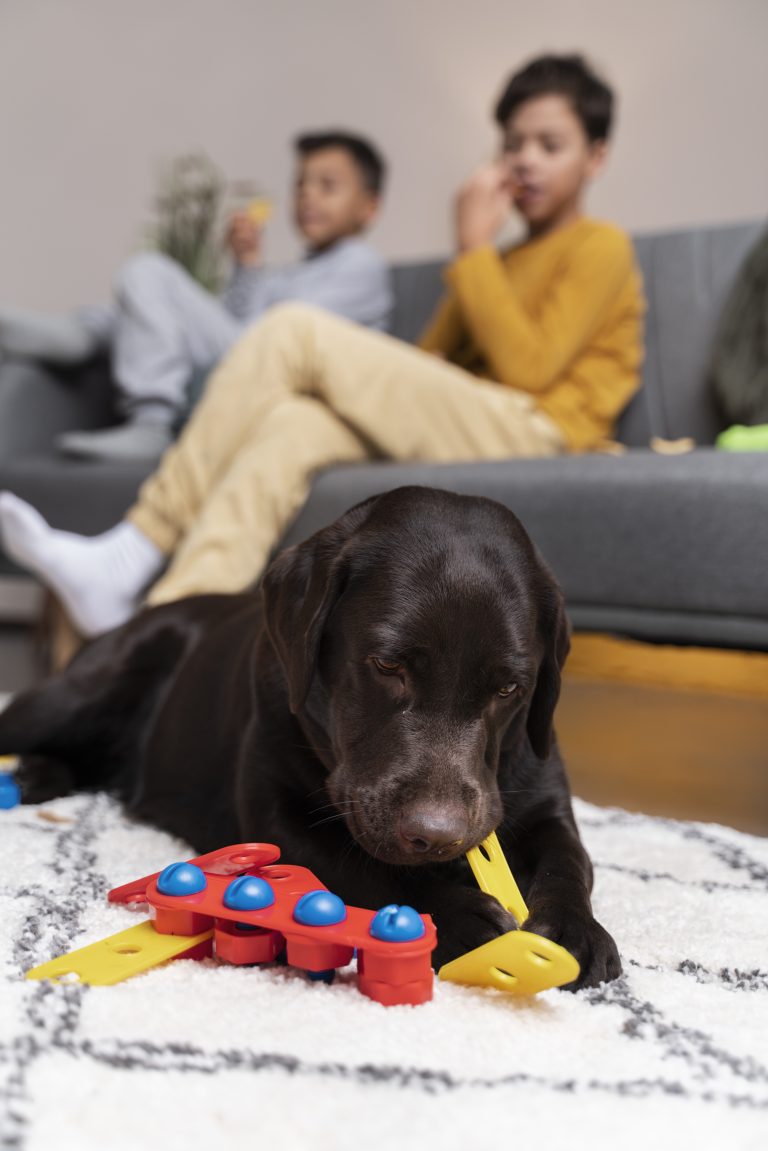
[84,252,243,424]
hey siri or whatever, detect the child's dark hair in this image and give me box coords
[294,131,386,195]
[494,54,614,142]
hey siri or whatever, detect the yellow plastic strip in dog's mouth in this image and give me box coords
[465,830,529,926]
[25,921,213,986]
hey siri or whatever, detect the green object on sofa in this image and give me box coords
[716,423,768,451]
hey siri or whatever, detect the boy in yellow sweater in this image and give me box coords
[420,54,642,451]
[0,54,644,636]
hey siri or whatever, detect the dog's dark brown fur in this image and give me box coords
[0,487,620,986]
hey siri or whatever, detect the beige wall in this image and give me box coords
[1,0,767,310]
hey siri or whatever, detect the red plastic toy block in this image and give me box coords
[108,843,437,1006]
[108,844,281,906]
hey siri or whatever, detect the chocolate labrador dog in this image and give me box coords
[0,487,620,987]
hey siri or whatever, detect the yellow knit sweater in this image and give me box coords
[419,217,645,451]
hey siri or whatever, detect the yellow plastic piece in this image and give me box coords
[438,929,580,994]
[246,197,273,225]
[25,921,213,986]
[0,755,18,768]
[465,831,529,925]
[438,829,581,994]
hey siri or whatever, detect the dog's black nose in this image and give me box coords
[399,804,467,855]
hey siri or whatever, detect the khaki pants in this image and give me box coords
[130,303,565,604]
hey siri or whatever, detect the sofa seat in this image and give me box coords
[279,449,768,649]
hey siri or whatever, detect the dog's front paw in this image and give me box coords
[15,756,75,804]
[431,887,518,969]
[523,910,621,990]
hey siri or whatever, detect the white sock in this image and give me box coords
[0,492,165,637]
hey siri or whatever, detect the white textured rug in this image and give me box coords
[0,789,766,1151]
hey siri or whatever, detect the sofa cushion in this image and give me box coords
[0,358,116,459]
[0,455,152,537]
[390,260,445,344]
[278,449,768,648]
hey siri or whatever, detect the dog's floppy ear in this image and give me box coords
[261,497,380,713]
[526,583,571,760]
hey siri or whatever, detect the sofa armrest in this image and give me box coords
[0,357,117,458]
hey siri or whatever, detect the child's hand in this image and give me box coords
[226,211,262,267]
[455,162,515,252]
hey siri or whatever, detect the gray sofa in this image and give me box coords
[1,219,766,649]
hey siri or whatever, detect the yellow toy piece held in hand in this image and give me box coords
[246,197,273,226]
[438,831,580,995]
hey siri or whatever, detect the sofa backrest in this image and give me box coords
[390,260,445,345]
[621,220,765,445]
[390,219,766,447]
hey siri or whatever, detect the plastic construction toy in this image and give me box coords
[25,831,579,1002]
[26,843,437,1006]
[0,757,20,810]
[437,831,580,995]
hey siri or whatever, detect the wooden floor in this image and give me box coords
[557,634,768,835]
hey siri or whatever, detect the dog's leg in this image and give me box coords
[0,676,86,802]
[12,755,76,803]
[0,615,191,803]
[0,674,80,755]
[399,862,519,971]
[0,664,116,801]
[503,813,622,989]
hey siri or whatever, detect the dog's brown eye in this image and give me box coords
[372,657,403,676]
[497,683,518,698]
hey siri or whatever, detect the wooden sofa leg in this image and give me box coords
[37,591,84,674]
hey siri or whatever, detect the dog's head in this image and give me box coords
[262,487,569,866]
